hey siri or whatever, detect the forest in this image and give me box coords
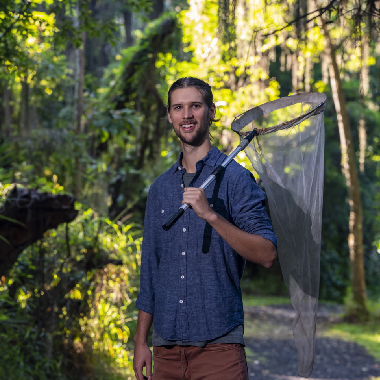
[0,0,380,379]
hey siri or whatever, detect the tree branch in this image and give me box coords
[0,2,31,42]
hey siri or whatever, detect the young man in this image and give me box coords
[133,77,277,380]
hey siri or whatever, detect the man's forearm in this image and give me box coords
[206,211,277,268]
[134,310,153,344]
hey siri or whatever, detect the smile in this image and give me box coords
[181,123,196,131]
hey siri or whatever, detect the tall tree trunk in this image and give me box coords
[2,80,11,137]
[305,0,314,93]
[149,0,164,20]
[359,33,369,173]
[322,53,329,83]
[20,79,30,136]
[292,52,299,92]
[73,1,86,200]
[123,9,133,47]
[320,17,368,318]
[76,32,85,135]
[305,55,312,92]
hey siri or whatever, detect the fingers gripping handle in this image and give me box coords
[162,207,186,231]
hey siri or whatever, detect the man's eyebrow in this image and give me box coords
[171,101,203,107]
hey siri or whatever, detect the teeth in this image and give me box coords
[182,124,195,128]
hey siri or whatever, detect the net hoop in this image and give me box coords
[231,92,327,136]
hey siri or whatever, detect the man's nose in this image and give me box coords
[183,106,194,119]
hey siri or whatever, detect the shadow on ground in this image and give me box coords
[245,337,380,380]
[244,304,380,380]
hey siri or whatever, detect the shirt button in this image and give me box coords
[178,167,182,171]
[181,275,184,279]
[210,204,213,208]
[183,228,186,232]
[179,300,183,303]
[181,184,184,188]
[161,210,164,213]
[182,252,186,256]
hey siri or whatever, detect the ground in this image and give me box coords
[244,302,380,380]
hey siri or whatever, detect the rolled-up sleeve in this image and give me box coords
[230,169,277,248]
[135,185,160,314]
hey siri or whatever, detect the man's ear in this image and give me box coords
[210,103,216,120]
[167,109,173,124]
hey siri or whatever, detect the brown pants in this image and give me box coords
[152,343,249,380]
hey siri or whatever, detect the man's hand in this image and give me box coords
[182,187,216,222]
[133,342,152,380]
[183,188,277,268]
[133,310,153,380]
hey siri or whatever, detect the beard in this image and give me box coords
[174,119,209,147]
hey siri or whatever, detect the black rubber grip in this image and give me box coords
[162,208,186,231]
[211,164,225,176]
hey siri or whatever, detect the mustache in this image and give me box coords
[179,120,197,126]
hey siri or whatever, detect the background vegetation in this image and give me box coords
[0,0,380,378]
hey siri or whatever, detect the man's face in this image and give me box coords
[168,87,216,147]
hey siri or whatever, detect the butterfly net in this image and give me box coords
[233,93,326,378]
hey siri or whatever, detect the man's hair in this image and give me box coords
[167,77,213,109]
[167,77,217,127]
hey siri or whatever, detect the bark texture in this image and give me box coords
[149,0,164,20]
[2,80,11,137]
[0,187,78,277]
[74,6,86,200]
[20,79,30,136]
[123,9,133,47]
[320,18,368,317]
[359,34,369,173]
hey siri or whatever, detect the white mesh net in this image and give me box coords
[237,95,325,377]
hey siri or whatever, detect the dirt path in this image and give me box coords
[243,304,380,380]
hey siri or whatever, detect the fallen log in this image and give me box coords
[0,186,78,277]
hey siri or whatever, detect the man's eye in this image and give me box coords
[175,106,181,110]
[193,104,200,108]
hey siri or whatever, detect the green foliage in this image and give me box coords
[1,0,380,377]
[0,203,141,379]
[0,0,56,70]
[242,295,290,307]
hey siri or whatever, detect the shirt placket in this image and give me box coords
[177,165,190,341]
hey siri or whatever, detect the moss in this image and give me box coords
[322,322,380,361]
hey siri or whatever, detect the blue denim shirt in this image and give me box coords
[136,146,277,342]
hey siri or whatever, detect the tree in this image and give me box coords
[359,33,369,173]
[0,187,77,277]
[316,3,368,318]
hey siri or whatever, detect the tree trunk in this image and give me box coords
[322,53,329,83]
[292,52,298,92]
[123,9,133,47]
[2,80,11,137]
[76,31,85,135]
[73,0,86,200]
[20,79,30,136]
[149,0,164,20]
[305,55,312,92]
[359,33,369,173]
[320,17,368,318]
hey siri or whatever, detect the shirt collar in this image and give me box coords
[171,146,223,174]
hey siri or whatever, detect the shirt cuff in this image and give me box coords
[258,233,278,248]
[135,293,155,315]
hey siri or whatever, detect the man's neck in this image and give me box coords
[181,139,212,173]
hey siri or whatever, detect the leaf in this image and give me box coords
[0,215,26,228]
[0,234,11,246]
